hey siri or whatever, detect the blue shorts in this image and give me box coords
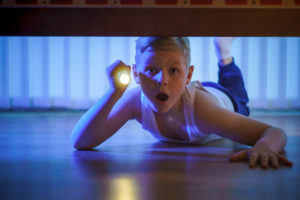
[202,59,250,117]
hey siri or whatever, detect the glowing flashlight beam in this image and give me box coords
[119,73,130,85]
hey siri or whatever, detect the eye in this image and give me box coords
[146,67,157,74]
[170,68,179,74]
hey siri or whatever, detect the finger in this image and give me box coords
[127,65,132,75]
[112,60,126,69]
[277,154,293,167]
[249,152,258,168]
[259,153,269,169]
[230,149,248,162]
[268,153,279,169]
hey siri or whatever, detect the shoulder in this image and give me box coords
[194,84,220,108]
[193,85,223,132]
[187,81,220,105]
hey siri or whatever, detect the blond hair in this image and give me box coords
[135,37,191,67]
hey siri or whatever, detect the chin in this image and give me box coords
[152,106,172,114]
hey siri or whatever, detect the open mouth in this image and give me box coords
[155,93,169,102]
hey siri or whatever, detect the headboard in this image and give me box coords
[1,0,300,36]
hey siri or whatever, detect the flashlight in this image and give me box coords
[117,71,130,85]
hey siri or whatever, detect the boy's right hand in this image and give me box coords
[106,60,131,95]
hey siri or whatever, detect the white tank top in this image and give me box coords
[141,81,234,144]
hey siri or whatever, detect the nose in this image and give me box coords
[154,71,168,86]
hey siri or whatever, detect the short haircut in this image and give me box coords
[135,37,191,67]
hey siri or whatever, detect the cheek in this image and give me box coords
[138,72,156,92]
[138,72,152,84]
[169,78,186,96]
[172,74,186,84]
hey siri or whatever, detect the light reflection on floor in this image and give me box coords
[108,175,139,200]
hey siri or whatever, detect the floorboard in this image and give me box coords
[0,111,299,200]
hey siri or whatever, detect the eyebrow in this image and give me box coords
[167,62,182,67]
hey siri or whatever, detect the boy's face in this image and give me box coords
[133,49,194,114]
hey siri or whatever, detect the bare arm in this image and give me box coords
[194,90,292,168]
[71,60,135,150]
[207,37,292,168]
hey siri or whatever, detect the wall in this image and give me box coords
[0,37,299,110]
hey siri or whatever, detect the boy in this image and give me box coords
[71,37,293,169]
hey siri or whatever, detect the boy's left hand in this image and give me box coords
[229,147,293,169]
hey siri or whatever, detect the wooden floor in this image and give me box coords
[0,110,299,200]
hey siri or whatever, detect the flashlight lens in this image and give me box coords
[119,73,130,85]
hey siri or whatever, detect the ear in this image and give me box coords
[186,65,194,85]
[132,64,140,84]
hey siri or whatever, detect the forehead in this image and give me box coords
[138,49,185,67]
